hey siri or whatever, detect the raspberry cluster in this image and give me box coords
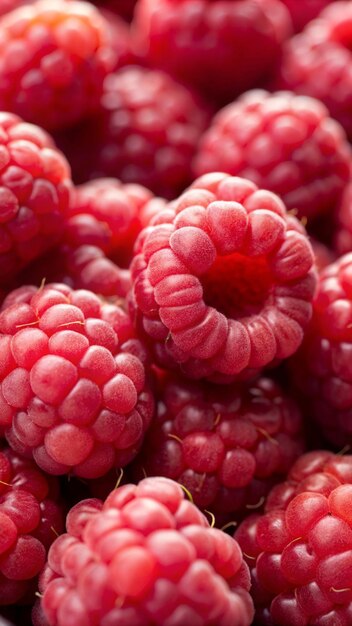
[131,173,317,381]
[236,450,352,625]
[39,477,254,626]
[0,283,154,477]
[194,90,351,223]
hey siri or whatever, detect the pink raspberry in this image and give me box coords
[130,173,317,382]
[38,477,254,626]
[290,253,352,448]
[133,0,292,105]
[0,0,115,131]
[280,0,336,32]
[0,112,71,284]
[335,182,352,255]
[236,450,352,625]
[278,1,352,140]
[134,373,305,521]
[194,91,351,224]
[0,282,154,477]
[0,444,63,606]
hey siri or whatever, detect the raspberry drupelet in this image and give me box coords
[290,253,352,449]
[236,450,352,625]
[133,0,292,105]
[335,182,352,255]
[278,1,352,141]
[0,0,115,131]
[0,112,71,284]
[38,476,254,626]
[194,91,351,224]
[0,444,63,606]
[134,373,305,521]
[280,0,336,32]
[0,282,154,478]
[130,173,317,382]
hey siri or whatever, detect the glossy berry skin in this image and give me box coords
[133,0,292,105]
[278,2,352,140]
[0,283,154,478]
[39,477,254,626]
[194,91,351,224]
[236,451,352,625]
[335,182,352,255]
[0,444,63,606]
[130,173,317,382]
[290,253,352,448]
[0,0,115,131]
[0,112,71,284]
[280,0,336,32]
[134,374,305,520]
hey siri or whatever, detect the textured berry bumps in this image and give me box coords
[0,112,71,284]
[0,283,154,477]
[134,374,305,519]
[133,0,292,105]
[0,0,115,131]
[194,90,351,224]
[278,1,352,140]
[39,477,254,626]
[236,450,352,625]
[130,173,317,382]
[290,253,352,448]
[0,444,63,606]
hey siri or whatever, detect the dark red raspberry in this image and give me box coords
[38,477,254,626]
[278,2,352,140]
[194,91,351,224]
[130,173,317,382]
[134,373,305,521]
[0,443,63,606]
[280,0,336,32]
[335,182,352,255]
[60,67,210,198]
[133,0,292,105]
[290,253,352,449]
[0,0,115,131]
[0,112,71,284]
[0,282,154,478]
[236,450,352,625]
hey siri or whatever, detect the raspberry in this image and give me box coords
[95,0,137,22]
[100,8,136,71]
[130,173,317,382]
[311,238,336,272]
[236,450,352,625]
[0,0,115,131]
[0,0,30,17]
[335,182,352,255]
[38,477,254,626]
[133,0,292,105]
[134,374,305,521]
[278,1,352,140]
[60,67,210,198]
[194,91,352,224]
[0,112,71,284]
[0,443,63,606]
[0,282,154,477]
[290,253,352,448]
[280,0,336,32]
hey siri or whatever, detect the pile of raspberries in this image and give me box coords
[1,0,352,625]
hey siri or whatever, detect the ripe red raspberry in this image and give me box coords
[278,2,352,140]
[335,182,352,255]
[134,374,305,521]
[130,173,317,382]
[0,0,115,131]
[0,282,154,478]
[236,450,352,625]
[0,444,63,606]
[194,91,352,224]
[38,477,254,626]
[133,0,292,105]
[290,253,352,448]
[280,0,336,32]
[0,112,71,284]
